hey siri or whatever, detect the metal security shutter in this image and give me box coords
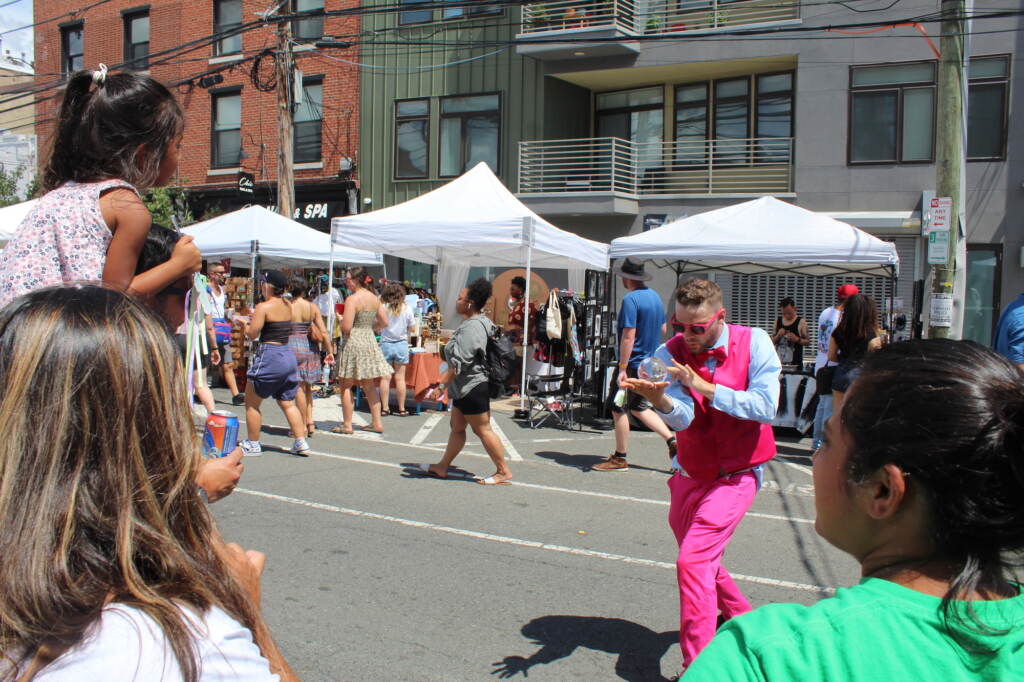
[719,273,894,364]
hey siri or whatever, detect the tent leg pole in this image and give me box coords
[327,238,336,339]
[519,247,533,413]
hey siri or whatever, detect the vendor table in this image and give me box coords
[772,370,816,433]
[399,351,447,403]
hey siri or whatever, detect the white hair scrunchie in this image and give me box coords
[92,63,108,85]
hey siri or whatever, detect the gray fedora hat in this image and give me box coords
[612,257,652,282]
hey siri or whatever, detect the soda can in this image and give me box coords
[203,410,239,458]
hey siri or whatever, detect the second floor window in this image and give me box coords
[212,91,241,168]
[293,0,324,42]
[395,99,429,179]
[123,11,149,70]
[60,23,84,77]
[849,61,935,164]
[294,79,323,163]
[967,55,1009,160]
[439,94,500,177]
[214,0,242,56]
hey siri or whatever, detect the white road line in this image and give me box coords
[410,412,445,445]
[784,461,814,477]
[300,449,815,525]
[489,418,523,461]
[236,488,832,595]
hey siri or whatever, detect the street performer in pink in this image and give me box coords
[623,278,780,670]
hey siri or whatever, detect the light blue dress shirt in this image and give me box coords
[652,325,781,434]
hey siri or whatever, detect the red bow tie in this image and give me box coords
[694,346,727,366]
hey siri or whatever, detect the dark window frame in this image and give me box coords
[213,0,242,56]
[672,81,710,167]
[847,60,936,166]
[393,97,431,180]
[400,0,505,26]
[293,76,323,163]
[438,91,502,179]
[292,0,325,43]
[59,21,84,78]
[122,8,150,71]
[210,86,243,169]
[967,54,1010,162]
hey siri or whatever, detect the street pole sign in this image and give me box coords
[924,196,952,234]
[928,231,950,265]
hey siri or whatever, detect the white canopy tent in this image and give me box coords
[609,197,899,278]
[183,205,382,270]
[0,199,38,246]
[331,162,610,410]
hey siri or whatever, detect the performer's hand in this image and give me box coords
[617,369,628,389]
[671,360,716,400]
[620,378,669,404]
[786,332,799,343]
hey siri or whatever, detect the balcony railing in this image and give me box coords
[521,0,640,34]
[518,136,794,197]
[519,0,798,36]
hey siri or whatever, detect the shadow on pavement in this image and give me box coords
[534,451,671,475]
[398,463,479,483]
[492,615,677,681]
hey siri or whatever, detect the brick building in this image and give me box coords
[32,0,361,231]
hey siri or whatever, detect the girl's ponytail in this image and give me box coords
[42,71,96,192]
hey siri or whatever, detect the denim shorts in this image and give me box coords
[380,339,410,365]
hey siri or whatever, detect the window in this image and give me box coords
[672,72,794,166]
[399,0,432,25]
[597,86,663,169]
[967,56,1009,160]
[211,90,241,168]
[60,23,84,77]
[294,79,323,163]
[395,99,429,179]
[443,0,501,19]
[214,0,242,56]
[849,62,935,164]
[293,0,324,42]
[963,244,1002,346]
[123,10,149,70]
[755,72,793,161]
[439,94,500,177]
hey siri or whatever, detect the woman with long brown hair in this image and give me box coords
[827,292,882,410]
[332,266,392,434]
[287,276,333,437]
[0,285,295,681]
[378,282,416,417]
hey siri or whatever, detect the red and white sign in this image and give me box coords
[925,196,953,233]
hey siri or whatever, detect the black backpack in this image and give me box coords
[476,319,516,398]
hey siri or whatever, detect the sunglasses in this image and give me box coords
[670,308,724,335]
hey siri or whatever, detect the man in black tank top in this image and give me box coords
[772,297,809,366]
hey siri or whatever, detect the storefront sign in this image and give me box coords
[929,293,953,327]
[238,172,255,197]
[927,231,949,264]
[923,196,952,234]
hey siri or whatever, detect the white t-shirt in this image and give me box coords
[380,304,416,343]
[208,286,227,319]
[314,289,342,316]
[29,604,278,681]
[815,306,842,372]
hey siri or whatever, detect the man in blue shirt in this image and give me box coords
[594,258,676,472]
[993,293,1024,369]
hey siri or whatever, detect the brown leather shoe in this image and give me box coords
[593,455,629,472]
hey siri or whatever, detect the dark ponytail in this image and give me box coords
[841,339,1024,640]
[42,69,184,192]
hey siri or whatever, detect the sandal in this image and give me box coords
[330,425,354,435]
[476,475,512,486]
[361,425,384,434]
[380,409,392,417]
[307,423,316,437]
[395,410,410,417]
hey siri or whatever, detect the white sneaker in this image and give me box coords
[291,438,310,456]
[240,440,262,457]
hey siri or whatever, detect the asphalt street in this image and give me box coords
[206,389,859,681]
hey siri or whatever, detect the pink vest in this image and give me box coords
[666,324,776,483]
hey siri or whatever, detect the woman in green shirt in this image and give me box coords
[685,339,1024,681]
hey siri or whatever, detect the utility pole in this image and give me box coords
[928,0,967,338]
[275,11,295,220]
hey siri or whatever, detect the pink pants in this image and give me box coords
[667,470,759,665]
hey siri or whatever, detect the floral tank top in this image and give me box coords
[0,179,139,308]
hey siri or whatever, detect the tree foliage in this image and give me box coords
[142,185,194,229]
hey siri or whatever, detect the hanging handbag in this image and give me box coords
[545,290,562,341]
